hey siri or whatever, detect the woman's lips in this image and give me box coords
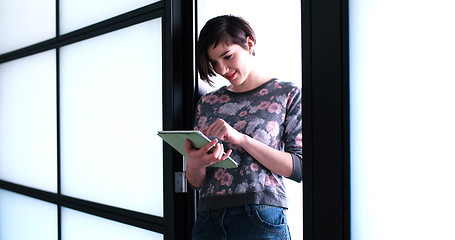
[225,71,236,81]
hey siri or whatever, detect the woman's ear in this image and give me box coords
[246,36,255,55]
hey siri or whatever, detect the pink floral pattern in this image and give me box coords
[193,79,302,211]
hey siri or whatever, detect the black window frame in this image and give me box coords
[302,0,350,239]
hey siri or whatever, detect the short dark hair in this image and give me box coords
[196,15,256,85]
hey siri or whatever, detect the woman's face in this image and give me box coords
[207,38,254,87]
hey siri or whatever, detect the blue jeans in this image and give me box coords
[192,204,291,240]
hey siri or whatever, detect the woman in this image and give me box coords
[185,15,302,239]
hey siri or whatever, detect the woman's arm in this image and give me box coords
[204,119,293,178]
[239,133,293,178]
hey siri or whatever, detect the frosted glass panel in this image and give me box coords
[62,208,163,240]
[197,1,302,239]
[60,0,160,34]
[0,0,55,54]
[0,50,57,193]
[350,1,455,240]
[60,18,163,217]
[0,189,58,240]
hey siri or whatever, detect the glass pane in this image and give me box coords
[350,1,455,239]
[0,0,55,54]
[0,50,57,193]
[62,208,163,240]
[60,18,163,217]
[197,1,302,239]
[0,189,58,240]
[60,0,160,34]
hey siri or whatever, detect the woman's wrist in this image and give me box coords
[186,164,205,174]
[185,164,206,188]
[237,132,249,147]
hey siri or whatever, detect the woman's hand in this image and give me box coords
[184,137,232,188]
[204,119,294,178]
[185,138,232,170]
[203,119,245,145]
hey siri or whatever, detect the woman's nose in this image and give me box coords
[215,62,228,75]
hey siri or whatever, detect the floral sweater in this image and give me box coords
[193,79,302,212]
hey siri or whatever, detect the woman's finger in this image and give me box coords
[212,143,223,160]
[202,138,218,153]
[222,149,232,160]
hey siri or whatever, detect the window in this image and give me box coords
[350,0,455,239]
[0,1,184,239]
[0,0,55,54]
[0,189,58,240]
[59,18,163,217]
[0,50,57,192]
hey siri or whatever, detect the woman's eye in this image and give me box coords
[224,55,232,60]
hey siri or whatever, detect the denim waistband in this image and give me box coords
[202,204,283,217]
